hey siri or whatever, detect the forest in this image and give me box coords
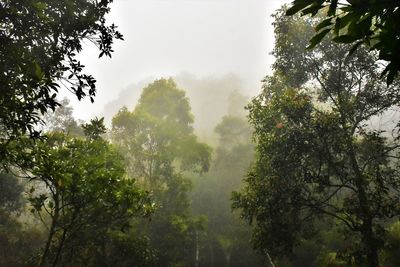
[1,0,400,267]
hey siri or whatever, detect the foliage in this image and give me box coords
[190,112,265,267]
[0,171,23,215]
[112,78,212,266]
[0,171,44,267]
[0,0,122,165]
[93,232,157,267]
[112,79,211,180]
[286,0,400,85]
[214,116,252,151]
[233,10,400,267]
[381,221,400,267]
[0,221,44,267]
[21,119,152,266]
[81,117,107,140]
[44,229,157,267]
[41,98,83,137]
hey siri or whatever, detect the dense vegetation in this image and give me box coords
[233,8,400,267]
[0,76,262,266]
[1,1,400,267]
[286,0,400,85]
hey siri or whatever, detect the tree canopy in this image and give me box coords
[286,0,400,85]
[191,112,262,267]
[233,9,400,267]
[23,119,152,266]
[0,0,122,165]
[112,78,212,266]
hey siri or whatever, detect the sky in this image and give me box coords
[64,0,290,121]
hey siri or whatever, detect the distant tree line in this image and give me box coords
[2,1,400,267]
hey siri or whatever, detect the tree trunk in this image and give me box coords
[264,250,276,267]
[345,137,380,267]
[195,231,199,267]
[367,248,379,267]
[226,251,231,267]
[39,195,60,267]
[52,228,67,267]
[363,219,380,267]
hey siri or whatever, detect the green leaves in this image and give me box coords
[327,0,338,16]
[33,61,44,80]
[112,78,210,178]
[235,10,400,263]
[286,0,314,16]
[0,0,123,164]
[347,40,363,56]
[315,18,333,32]
[332,34,359,43]
[111,79,212,266]
[307,28,330,49]
[32,2,48,11]
[285,0,400,85]
[382,62,398,86]
[24,131,153,264]
[82,117,107,140]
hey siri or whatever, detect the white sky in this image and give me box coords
[64,0,290,120]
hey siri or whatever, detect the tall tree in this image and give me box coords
[22,118,152,266]
[0,0,122,165]
[0,170,45,267]
[41,98,83,136]
[191,113,265,267]
[112,78,211,266]
[233,9,400,267]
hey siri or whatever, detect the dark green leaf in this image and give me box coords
[332,34,359,43]
[315,18,333,32]
[307,28,331,49]
[347,41,363,57]
[328,0,338,16]
[286,1,313,16]
[387,69,396,86]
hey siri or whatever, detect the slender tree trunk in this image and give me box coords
[367,248,379,267]
[226,251,231,267]
[264,250,276,267]
[39,195,59,267]
[195,231,199,267]
[52,228,67,267]
[39,223,55,267]
[345,137,380,267]
[210,244,214,267]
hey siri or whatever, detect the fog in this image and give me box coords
[5,1,400,266]
[62,0,289,121]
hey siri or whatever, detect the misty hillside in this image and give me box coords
[1,1,400,267]
[103,73,251,141]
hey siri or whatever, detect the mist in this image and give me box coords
[63,0,289,121]
[4,0,400,266]
[102,73,249,140]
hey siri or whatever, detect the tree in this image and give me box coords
[0,170,44,267]
[112,78,211,185]
[41,98,83,137]
[0,0,122,165]
[21,119,152,266]
[382,221,400,267]
[191,114,265,267]
[112,78,211,266]
[233,10,400,267]
[0,171,23,216]
[285,0,400,85]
